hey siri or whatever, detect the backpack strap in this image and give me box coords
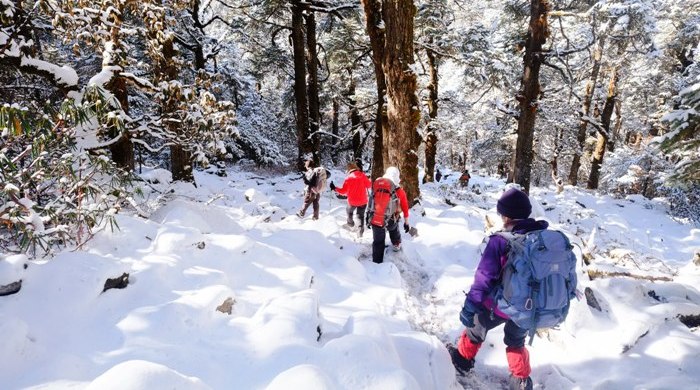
[494,231,526,256]
[496,230,542,346]
[555,230,574,250]
[535,230,547,250]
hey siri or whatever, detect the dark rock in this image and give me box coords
[102,272,129,293]
[585,287,602,311]
[0,280,22,296]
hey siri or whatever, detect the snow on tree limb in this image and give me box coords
[0,50,79,92]
[1,17,78,92]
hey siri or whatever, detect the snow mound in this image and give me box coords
[86,360,210,390]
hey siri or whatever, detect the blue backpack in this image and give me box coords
[495,229,577,344]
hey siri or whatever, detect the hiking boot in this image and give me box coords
[346,220,355,227]
[507,375,533,390]
[391,243,401,252]
[446,343,474,376]
[312,215,319,220]
[296,211,305,218]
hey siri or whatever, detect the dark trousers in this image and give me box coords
[299,190,320,218]
[466,311,528,349]
[346,204,366,228]
[371,219,401,263]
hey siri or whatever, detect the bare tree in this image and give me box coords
[423,42,439,183]
[569,20,609,185]
[587,66,618,189]
[511,0,550,193]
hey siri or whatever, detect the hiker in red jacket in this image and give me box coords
[330,162,371,236]
[368,166,410,263]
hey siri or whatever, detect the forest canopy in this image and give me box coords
[1,0,699,256]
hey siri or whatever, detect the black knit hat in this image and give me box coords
[496,188,532,219]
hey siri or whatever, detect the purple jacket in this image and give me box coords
[466,218,549,318]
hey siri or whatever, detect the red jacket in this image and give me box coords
[334,170,371,206]
[395,187,409,220]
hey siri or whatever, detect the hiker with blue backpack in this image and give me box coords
[447,188,577,390]
[367,167,410,264]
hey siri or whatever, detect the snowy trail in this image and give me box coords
[3,169,699,390]
[347,221,450,341]
[387,242,525,390]
[389,248,450,341]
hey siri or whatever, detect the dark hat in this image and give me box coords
[496,188,531,219]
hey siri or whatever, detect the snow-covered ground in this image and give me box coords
[1,166,699,390]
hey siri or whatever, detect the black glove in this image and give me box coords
[329,181,336,191]
[403,222,410,233]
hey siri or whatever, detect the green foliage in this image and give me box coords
[658,185,700,226]
[660,79,700,186]
[0,101,132,257]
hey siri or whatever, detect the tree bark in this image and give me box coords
[512,0,549,193]
[331,97,339,165]
[360,0,388,180]
[382,0,421,203]
[292,0,311,171]
[169,51,192,182]
[347,71,363,161]
[149,5,193,183]
[306,12,321,163]
[587,67,618,190]
[551,126,564,193]
[423,45,439,184]
[569,25,607,185]
[609,100,622,152]
[192,0,208,70]
[104,3,134,171]
[106,75,134,171]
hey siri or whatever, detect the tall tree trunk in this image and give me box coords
[165,48,193,182]
[423,45,439,184]
[190,0,207,70]
[331,97,339,165]
[512,0,549,193]
[347,71,363,161]
[148,5,193,183]
[105,3,134,171]
[609,100,622,152]
[587,67,618,189]
[360,0,388,180]
[292,0,311,171]
[306,12,321,162]
[382,0,421,203]
[551,127,564,193]
[169,59,192,181]
[569,25,607,185]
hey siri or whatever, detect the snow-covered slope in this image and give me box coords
[1,167,698,390]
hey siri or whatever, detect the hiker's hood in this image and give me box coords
[511,218,549,234]
[383,167,400,186]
